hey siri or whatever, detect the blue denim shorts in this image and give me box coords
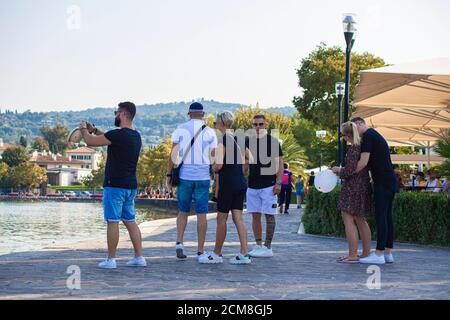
[177,179,210,214]
[103,187,138,222]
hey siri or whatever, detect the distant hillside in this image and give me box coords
[0,100,295,147]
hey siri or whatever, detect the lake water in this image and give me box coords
[0,201,176,256]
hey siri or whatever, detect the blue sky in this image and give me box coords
[1,0,449,112]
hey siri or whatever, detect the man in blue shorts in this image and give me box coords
[167,102,217,262]
[81,101,146,269]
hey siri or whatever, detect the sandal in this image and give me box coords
[338,256,360,264]
[336,255,349,261]
[336,254,361,262]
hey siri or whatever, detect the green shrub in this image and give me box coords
[302,188,450,247]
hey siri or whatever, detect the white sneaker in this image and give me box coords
[198,252,223,264]
[359,252,386,265]
[229,253,252,265]
[126,256,147,267]
[384,253,394,264]
[196,252,208,262]
[248,245,263,256]
[98,258,117,269]
[249,246,273,258]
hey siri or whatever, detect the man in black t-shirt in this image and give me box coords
[352,117,398,265]
[80,101,146,269]
[245,114,284,258]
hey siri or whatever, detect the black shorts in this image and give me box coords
[217,189,246,213]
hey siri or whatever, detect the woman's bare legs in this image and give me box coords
[354,216,372,257]
[231,209,249,254]
[213,212,228,255]
[341,211,359,259]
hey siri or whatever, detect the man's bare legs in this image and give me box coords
[251,212,276,249]
[123,221,143,257]
[176,211,207,256]
[107,222,120,259]
[176,212,189,244]
[251,212,263,246]
[264,214,276,249]
[197,214,207,253]
[175,212,189,259]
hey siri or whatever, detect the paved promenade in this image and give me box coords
[0,206,449,300]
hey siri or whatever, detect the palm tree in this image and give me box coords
[279,134,310,177]
[434,134,450,178]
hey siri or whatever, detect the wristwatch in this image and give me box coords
[166,173,172,177]
[88,124,97,134]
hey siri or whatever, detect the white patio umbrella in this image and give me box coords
[353,58,450,147]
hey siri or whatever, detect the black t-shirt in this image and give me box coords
[308,175,315,187]
[218,134,247,193]
[361,128,396,190]
[104,128,142,189]
[246,134,283,189]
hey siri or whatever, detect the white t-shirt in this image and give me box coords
[171,119,218,181]
[425,179,441,193]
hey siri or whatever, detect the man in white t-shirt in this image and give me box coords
[166,102,217,262]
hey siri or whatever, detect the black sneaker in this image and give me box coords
[176,244,187,259]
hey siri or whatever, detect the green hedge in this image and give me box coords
[302,188,450,247]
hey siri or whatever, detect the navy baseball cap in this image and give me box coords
[188,102,204,113]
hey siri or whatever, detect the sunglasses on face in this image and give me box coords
[214,114,225,127]
[253,123,265,127]
[114,110,124,116]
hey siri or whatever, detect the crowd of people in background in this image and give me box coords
[396,168,449,193]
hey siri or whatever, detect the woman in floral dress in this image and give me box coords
[332,121,373,263]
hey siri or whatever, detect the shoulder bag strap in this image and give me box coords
[179,124,206,166]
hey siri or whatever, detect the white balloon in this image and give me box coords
[314,170,338,193]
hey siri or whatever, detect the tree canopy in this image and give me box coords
[293,43,385,132]
[137,137,173,189]
[32,136,50,152]
[39,125,72,155]
[1,145,29,167]
[434,134,450,178]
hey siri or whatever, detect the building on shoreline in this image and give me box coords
[30,147,102,186]
[66,146,102,170]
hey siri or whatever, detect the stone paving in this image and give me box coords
[0,206,449,300]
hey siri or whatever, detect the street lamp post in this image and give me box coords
[342,14,357,163]
[335,82,345,166]
[315,130,327,172]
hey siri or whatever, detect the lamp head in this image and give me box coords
[335,82,345,96]
[342,13,357,34]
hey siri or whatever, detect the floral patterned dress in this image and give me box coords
[338,145,373,217]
